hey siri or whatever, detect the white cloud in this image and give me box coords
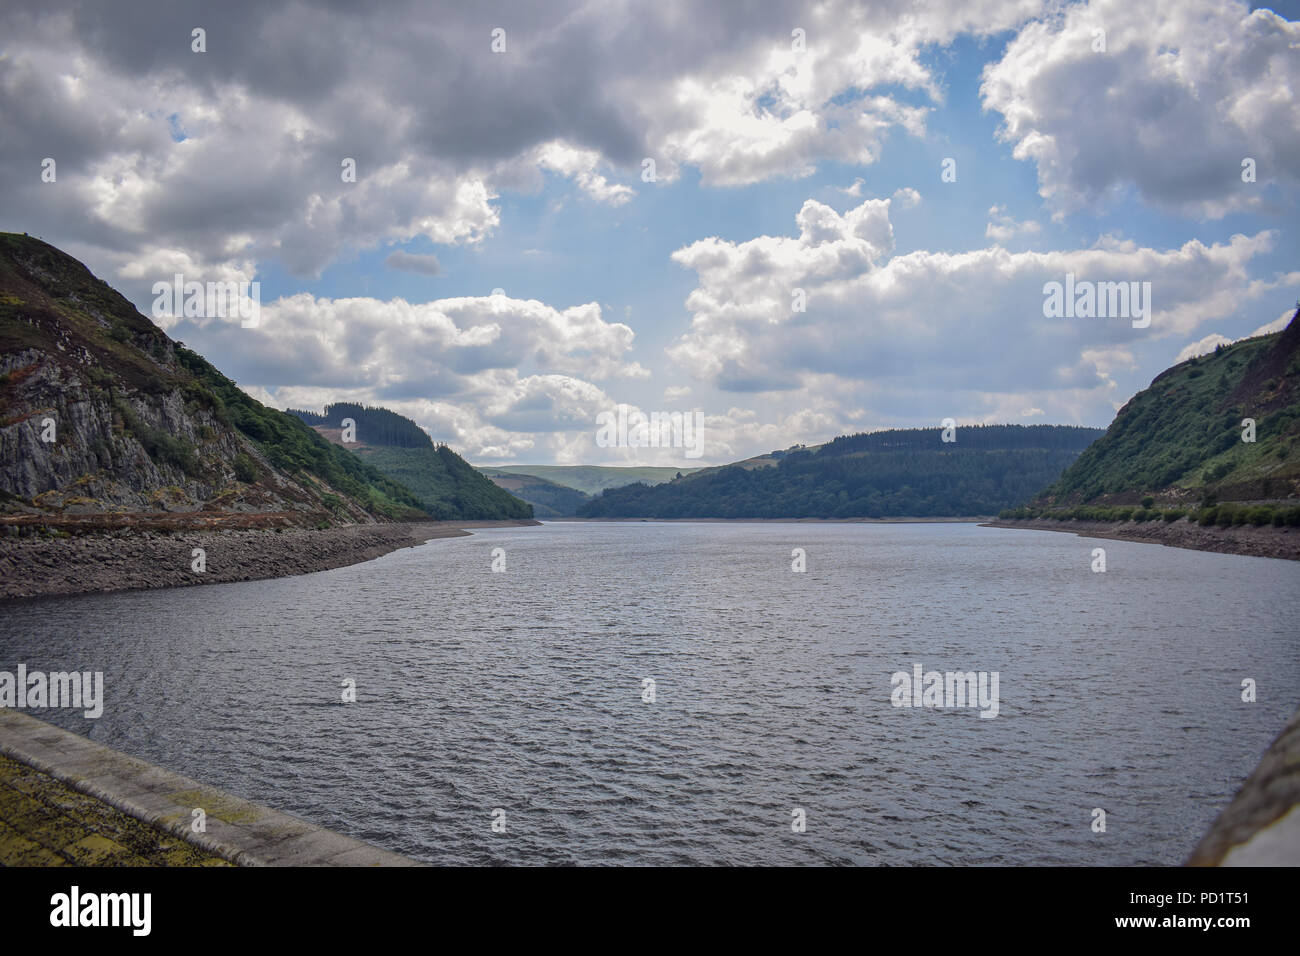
[981,0,1300,217]
[1172,307,1296,363]
[891,187,922,209]
[667,196,1300,426]
[1249,310,1295,338]
[985,204,1040,242]
[535,142,635,206]
[1173,333,1233,365]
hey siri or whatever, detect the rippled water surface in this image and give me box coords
[2,521,1298,865]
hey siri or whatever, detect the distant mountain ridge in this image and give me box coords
[0,233,424,527]
[577,424,1105,518]
[289,403,531,520]
[477,468,590,517]
[481,464,702,496]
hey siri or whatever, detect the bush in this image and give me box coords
[1140,496,1155,509]
[233,453,258,483]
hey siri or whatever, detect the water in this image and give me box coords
[1,521,1297,865]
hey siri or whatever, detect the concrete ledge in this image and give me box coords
[1187,705,1300,866]
[0,710,421,866]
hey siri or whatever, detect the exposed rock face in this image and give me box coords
[0,233,422,527]
[1,346,311,516]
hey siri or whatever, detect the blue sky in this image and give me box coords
[2,0,1297,464]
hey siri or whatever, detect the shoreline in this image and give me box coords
[0,518,540,603]
[982,517,1300,562]
[553,516,991,524]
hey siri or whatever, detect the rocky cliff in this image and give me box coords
[0,233,426,529]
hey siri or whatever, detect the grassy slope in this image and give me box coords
[358,445,532,519]
[1038,311,1300,508]
[175,350,427,519]
[292,404,531,520]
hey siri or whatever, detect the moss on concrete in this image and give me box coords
[0,753,232,867]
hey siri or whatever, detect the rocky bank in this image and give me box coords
[984,517,1300,561]
[0,519,538,602]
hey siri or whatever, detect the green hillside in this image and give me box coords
[577,425,1104,518]
[1019,309,1300,518]
[477,468,590,517]
[484,464,701,496]
[290,403,531,520]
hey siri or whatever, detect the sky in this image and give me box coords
[1,0,1298,466]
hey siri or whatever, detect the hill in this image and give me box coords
[476,468,590,517]
[0,233,425,528]
[577,425,1104,519]
[290,403,531,520]
[1002,308,1300,526]
[483,464,701,496]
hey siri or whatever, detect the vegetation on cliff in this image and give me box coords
[289,403,531,520]
[1011,309,1300,516]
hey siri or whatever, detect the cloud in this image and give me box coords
[1173,333,1234,365]
[667,196,1300,425]
[1172,308,1296,364]
[981,0,1300,217]
[1248,310,1295,338]
[534,142,635,206]
[891,187,921,209]
[169,288,646,401]
[0,0,1051,283]
[160,286,675,461]
[984,204,1040,242]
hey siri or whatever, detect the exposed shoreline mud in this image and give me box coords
[0,519,539,602]
[984,518,1300,561]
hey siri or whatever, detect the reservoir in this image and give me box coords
[1,521,1296,865]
